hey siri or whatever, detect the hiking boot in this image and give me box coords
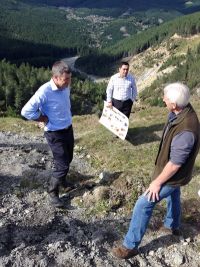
[111,245,138,259]
[61,179,76,192]
[49,192,64,208]
[159,226,182,236]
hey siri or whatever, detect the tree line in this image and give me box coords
[0,60,106,116]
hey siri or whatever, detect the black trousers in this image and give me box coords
[44,126,74,181]
[112,98,133,118]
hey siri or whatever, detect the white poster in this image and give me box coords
[99,101,129,140]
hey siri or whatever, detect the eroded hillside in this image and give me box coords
[129,33,200,92]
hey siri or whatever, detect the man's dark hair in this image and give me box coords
[119,61,129,68]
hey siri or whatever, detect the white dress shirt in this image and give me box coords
[106,73,137,102]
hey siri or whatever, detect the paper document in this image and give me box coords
[99,101,129,140]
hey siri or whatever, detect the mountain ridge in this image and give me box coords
[18,0,200,12]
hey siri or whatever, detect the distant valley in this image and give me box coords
[1,0,200,115]
[20,0,200,12]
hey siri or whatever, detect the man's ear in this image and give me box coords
[172,102,177,110]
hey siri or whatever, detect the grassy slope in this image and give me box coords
[1,96,200,218]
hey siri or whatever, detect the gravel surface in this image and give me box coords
[0,131,200,267]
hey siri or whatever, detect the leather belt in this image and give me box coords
[47,125,72,133]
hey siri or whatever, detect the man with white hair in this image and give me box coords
[111,82,200,259]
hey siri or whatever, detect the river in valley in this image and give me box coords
[62,56,108,83]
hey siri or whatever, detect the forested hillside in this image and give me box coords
[0,0,92,66]
[0,60,106,116]
[0,0,184,66]
[2,0,200,115]
[20,0,200,12]
[76,11,200,75]
[104,11,200,56]
[2,0,200,69]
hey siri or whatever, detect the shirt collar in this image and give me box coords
[50,78,59,91]
[117,73,128,79]
[168,112,177,122]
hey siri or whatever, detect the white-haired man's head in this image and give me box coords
[163,82,190,109]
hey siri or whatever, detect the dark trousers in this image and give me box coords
[112,98,133,118]
[44,126,74,184]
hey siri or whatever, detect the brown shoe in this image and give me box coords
[111,245,138,259]
[159,226,182,236]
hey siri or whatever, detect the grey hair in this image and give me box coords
[164,82,190,108]
[52,61,71,76]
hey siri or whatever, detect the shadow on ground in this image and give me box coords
[126,123,164,146]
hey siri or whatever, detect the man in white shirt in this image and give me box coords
[106,62,137,118]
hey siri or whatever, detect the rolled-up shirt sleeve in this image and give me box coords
[106,77,114,102]
[21,90,46,120]
[170,131,195,165]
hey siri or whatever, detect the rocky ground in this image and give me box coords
[0,131,200,267]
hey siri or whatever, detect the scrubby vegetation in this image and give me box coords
[140,45,200,106]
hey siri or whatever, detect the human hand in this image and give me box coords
[144,180,161,202]
[37,122,45,129]
[106,102,113,108]
[36,115,48,128]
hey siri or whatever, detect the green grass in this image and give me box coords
[0,117,41,134]
[1,97,200,216]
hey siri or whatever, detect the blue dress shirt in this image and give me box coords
[21,79,72,131]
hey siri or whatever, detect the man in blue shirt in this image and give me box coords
[21,61,74,208]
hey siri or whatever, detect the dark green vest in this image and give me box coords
[152,103,200,186]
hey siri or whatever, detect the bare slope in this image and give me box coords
[129,33,200,92]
